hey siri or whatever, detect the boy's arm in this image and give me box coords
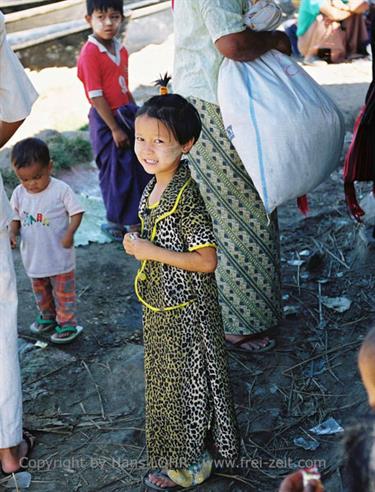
[124,234,218,273]
[9,220,20,249]
[91,96,129,148]
[61,212,84,249]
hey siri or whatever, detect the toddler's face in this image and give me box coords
[135,115,191,178]
[86,8,123,42]
[13,160,52,194]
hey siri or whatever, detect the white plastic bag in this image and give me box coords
[218,51,345,213]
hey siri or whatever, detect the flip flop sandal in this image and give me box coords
[100,223,124,242]
[30,315,57,334]
[19,429,36,470]
[225,337,276,354]
[143,470,183,491]
[0,471,32,488]
[50,325,83,344]
[123,223,141,233]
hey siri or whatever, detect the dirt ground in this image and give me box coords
[9,164,375,492]
[2,34,375,492]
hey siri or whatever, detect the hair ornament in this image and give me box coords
[154,72,171,96]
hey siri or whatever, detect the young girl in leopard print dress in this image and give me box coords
[123,79,239,490]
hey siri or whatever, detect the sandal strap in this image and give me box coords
[55,325,77,334]
[22,429,36,452]
[36,315,56,325]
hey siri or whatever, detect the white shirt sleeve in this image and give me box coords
[62,185,85,217]
[0,11,38,122]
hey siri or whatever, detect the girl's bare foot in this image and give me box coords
[225,333,274,352]
[148,471,178,489]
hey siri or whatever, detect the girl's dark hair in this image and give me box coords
[86,0,123,16]
[11,138,50,169]
[136,76,202,145]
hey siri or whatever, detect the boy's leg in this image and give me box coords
[50,271,80,341]
[31,277,57,330]
[89,107,150,239]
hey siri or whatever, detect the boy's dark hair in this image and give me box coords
[86,0,123,16]
[11,137,50,169]
[136,94,202,146]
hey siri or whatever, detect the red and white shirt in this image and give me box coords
[77,35,130,110]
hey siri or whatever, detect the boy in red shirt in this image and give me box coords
[77,0,150,241]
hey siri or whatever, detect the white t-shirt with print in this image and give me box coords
[10,177,84,278]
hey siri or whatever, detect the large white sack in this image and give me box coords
[218,50,345,214]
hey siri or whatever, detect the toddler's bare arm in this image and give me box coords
[9,220,20,249]
[61,212,84,249]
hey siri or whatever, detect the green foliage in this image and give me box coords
[2,168,18,190]
[48,134,92,172]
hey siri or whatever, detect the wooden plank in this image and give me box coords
[5,0,85,33]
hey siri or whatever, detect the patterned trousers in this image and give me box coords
[31,270,77,327]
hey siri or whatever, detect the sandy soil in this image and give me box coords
[3,32,375,492]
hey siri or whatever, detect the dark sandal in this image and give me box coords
[101,223,124,242]
[20,429,36,468]
[123,223,141,233]
[30,315,57,334]
[0,429,35,476]
[50,325,83,344]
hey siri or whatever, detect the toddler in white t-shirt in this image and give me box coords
[10,137,85,344]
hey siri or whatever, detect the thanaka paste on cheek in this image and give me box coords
[91,15,121,31]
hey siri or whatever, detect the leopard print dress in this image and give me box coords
[135,161,240,469]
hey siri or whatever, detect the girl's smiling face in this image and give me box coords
[135,115,193,180]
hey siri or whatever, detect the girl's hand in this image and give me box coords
[123,233,155,261]
[123,232,139,256]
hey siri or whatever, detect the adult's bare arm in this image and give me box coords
[319,2,352,20]
[0,120,24,148]
[215,29,291,62]
[321,0,368,18]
